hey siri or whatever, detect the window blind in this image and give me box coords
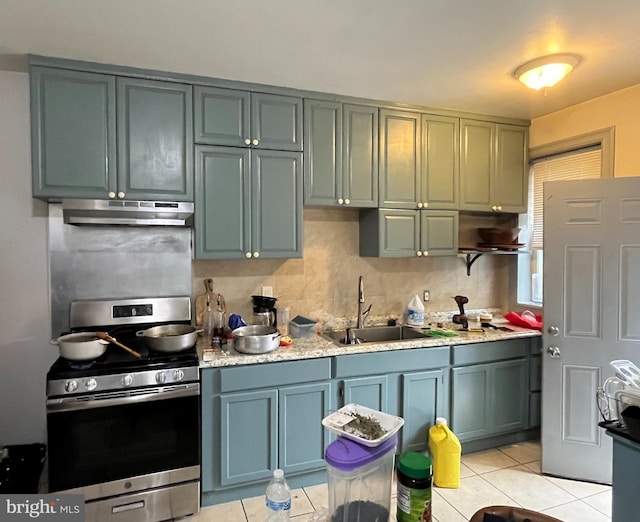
[530,147,602,249]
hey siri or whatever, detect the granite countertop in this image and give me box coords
[198,316,541,368]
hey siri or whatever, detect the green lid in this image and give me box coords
[397,452,432,479]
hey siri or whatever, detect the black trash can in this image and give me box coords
[0,444,47,494]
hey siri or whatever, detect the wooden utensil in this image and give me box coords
[96,331,143,359]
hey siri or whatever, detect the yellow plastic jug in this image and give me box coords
[428,417,461,488]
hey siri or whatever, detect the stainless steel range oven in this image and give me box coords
[46,297,200,522]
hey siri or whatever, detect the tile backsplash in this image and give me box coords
[193,208,513,328]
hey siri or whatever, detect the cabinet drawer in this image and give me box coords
[220,359,331,392]
[334,346,449,378]
[452,339,528,366]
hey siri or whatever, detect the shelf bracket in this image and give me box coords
[465,253,483,276]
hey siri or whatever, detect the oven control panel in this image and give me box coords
[47,366,200,397]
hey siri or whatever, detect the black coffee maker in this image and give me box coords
[251,295,277,327]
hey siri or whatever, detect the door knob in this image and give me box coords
[548,325,560,336]
[547,346,561,358]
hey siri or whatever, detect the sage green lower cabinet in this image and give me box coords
[334,346,449,453]
[359,209,458,257]
[201,359,332,506]
[451,339,535,451]
[194,146,303,259]
[529,337,542,428]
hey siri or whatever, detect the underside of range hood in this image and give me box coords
[61,199,194,227]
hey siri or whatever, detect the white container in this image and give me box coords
[322,403,404,447]
[406,294,425,326]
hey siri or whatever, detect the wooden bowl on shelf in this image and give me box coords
[477,227,520,245]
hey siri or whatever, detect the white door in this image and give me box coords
[542,176,640,483]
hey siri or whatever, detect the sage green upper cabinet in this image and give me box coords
[460,119,528,213]
[117,77,193,201]
[195,145,303,260]
[304,101,378,207]
[359,209,458,257]
[31,67,116,200]
[194,86,302,151]
[379,109,421,209]
[31,67,193,202]
[494,124,529,213]
[421,115,459,209]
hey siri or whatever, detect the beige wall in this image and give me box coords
[193,209,511,328]
[530,83,640,177]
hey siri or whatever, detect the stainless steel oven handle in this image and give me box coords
[47,383,200,412]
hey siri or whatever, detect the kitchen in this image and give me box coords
[2,2,640,521]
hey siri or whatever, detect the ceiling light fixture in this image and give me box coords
[513,53,581,91]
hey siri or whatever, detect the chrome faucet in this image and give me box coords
[357,276,372,328]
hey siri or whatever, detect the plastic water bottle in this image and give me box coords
[265,468,291,521]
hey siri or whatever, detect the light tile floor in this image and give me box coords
[189,441,611,522]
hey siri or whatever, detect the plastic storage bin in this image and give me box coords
[289,315,318,338]
[325,434,397,522]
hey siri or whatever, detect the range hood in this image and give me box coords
[62,199,194,226]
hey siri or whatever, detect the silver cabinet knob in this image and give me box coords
[423,202,429,208]
[337,198,344,205]
[65,380,78,393]
[253,251,260,258]
[416,251,423,257]
[245,252,252,259]
[117,191,125,199]
[547,346,561,358]
[423,251,429,256]
[122,374,133,387]
[108,192,116,199]
[344,199,350,205]
[252,138,259,146]
[497,205,502,211]
[244,138,251,145]
[491,205,497,211]
[417,202,423,208]
[548,325,560,336]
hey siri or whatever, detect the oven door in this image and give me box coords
[46,383,200,496]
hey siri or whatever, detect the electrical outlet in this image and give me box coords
[423,290,430,302]
[262,286,273,297]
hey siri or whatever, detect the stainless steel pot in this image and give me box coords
[136,324,201,353]
[232,325,281,354]
[51,332,109,361]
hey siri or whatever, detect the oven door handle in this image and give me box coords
[47,383,200,412]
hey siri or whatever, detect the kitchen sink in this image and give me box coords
[323,325,428,345]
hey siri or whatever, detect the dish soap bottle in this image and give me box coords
[406,294,425,326]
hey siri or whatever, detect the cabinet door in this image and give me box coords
[491,359,528,434]
[251,92,303,151]
[194,146,251,259]
[343,104,378,207]
[117,77,193,201]
[251,150,303,259]
[219,389,278,487]
[342,375,389,412]
[377,209,420,257]
[31,67,116,199]
[279,383,332,475]
[451,364,491,441]
[420,210,459,256]
[303,100,342,206]
[379,109,421,208]
[460,119,494,211]
[193,86,250,147]
[421,115,459,209]
[402,370,446,453]
[494,124,529,213]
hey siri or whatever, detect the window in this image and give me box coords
[515,127,614,307]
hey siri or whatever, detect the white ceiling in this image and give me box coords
[2,0,640,120]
